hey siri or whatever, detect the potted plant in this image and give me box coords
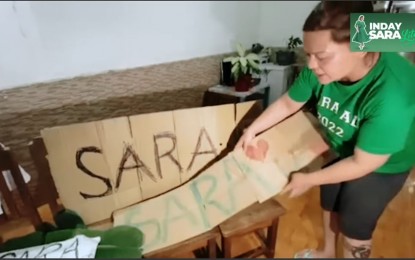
[276,36,303,66]
[223,43,261,92]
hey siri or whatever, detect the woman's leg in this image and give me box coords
[320,210,339,257]
[337,171,409,258]
[318,180,342,257]
[295,181,342,258]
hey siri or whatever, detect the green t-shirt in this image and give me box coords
[288,52,415,174]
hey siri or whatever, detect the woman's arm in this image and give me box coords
[281,148,390,198]
[309,148,390,185]
[236,67,316,150]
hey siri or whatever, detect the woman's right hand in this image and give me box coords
[235,128,256,152]
[233,93,305,152]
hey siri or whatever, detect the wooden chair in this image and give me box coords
[28,137,63,217]
[0,145,43,242]
[218,199,286,258]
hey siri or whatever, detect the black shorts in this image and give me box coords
[320,160,409,240]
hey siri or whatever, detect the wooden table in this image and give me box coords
[203,84,270,108]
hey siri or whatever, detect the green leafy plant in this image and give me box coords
[287,36,303,51]
[223,43,261,81]
[277,36,303,65]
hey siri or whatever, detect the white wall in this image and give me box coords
[0,1,316,91]
[258,1,318,47]
[0,1,260,90]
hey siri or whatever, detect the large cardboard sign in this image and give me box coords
[112,109,330,254]
[41,102,258,224]
[41,101,329,233]
[112,150,288,254]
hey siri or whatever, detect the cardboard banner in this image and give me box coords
[112,110,330,254]
[41,100,330,251]
[41,101,261,224]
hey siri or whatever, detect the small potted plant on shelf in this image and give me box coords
[276,35,303,66]
[223,43,262,92]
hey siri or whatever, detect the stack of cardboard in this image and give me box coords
[41,101,332,254]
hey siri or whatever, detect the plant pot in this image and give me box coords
[276,50,295,65]
[235,74,252,92]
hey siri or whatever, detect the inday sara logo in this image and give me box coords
[351,13,415,51]
[367,20,402,40]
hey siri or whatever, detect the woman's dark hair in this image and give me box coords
[303,1,374,43]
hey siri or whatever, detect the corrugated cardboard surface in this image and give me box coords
[41,101,331,254]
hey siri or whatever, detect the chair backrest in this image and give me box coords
[28,137,63,215]
[0,146,42,228]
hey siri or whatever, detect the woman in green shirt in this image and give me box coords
[236,1,415,258]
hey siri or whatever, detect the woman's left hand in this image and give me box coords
[281,172,315,198]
